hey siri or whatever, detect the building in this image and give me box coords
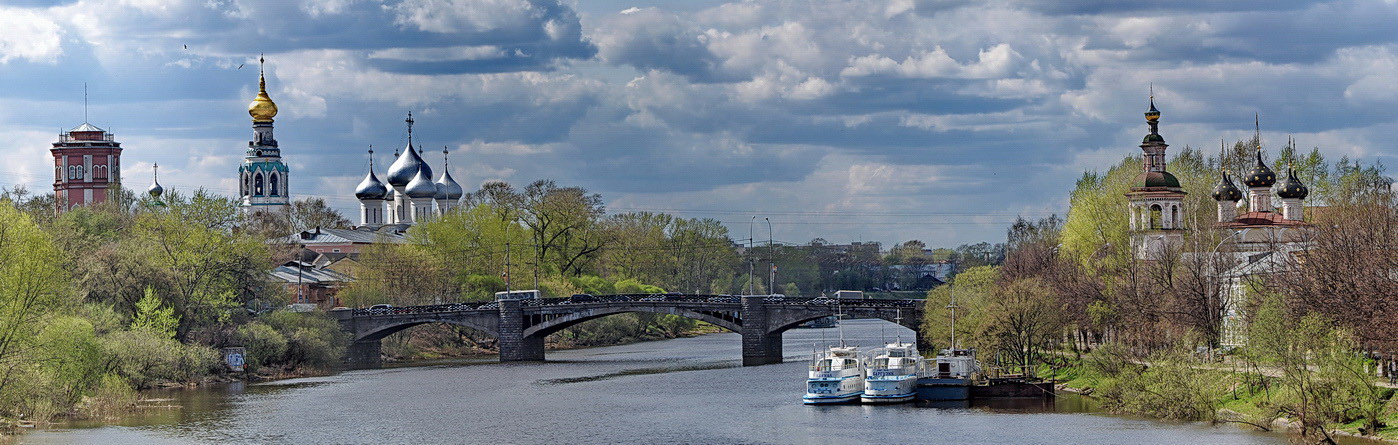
[353,112,463,228]
[239,57,291,214]
[278,226,408,255]
[52,121,122,210]
[271,252,355,309]
[1127,96,1187,259]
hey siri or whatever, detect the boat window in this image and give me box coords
[814,359,833,371]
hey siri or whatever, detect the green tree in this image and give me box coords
[130,287,179,339]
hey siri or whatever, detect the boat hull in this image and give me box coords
[862,375,917,404]
[915,378,971,401]
[802,392,862,404]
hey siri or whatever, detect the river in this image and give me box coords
[24,319,1307,444]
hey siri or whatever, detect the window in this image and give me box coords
[254,173,265,196]
[269,173,279,196]
[1171,205,1180,229]
[1149,204,1163,229]
[332,249,341,253]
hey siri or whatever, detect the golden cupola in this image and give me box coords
[248,57,278,122]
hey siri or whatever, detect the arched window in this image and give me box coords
[55,166,61,181]
[1171,205,1180,229]
[254,173,265,196]
[75,165,84,180]
[1149,204,1163,229]
[269,173,279,196]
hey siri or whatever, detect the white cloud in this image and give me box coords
[0,7,63,64]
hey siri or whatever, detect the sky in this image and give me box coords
[0,0,1396,248]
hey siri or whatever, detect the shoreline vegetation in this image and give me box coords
[1044,351,1398,443]
[918,140,1398,444]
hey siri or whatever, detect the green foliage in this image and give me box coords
[235,322,288,372]
[130,287,179,339]
[101,329,219,389]
[569,275,615,295]
[257,311,350,371]
[921,266,998,351]
[614,278,665,294]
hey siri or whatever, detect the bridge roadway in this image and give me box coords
[330,294,925,367]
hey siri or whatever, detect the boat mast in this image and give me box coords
[947,285,958,350]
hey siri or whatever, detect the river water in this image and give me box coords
[26,319,1301,444]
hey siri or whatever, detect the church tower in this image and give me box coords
[239,56,290,213]
[1127,95,1187,259]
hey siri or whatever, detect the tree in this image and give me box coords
[290,198,350,232]
[520,180,608,277]
[0,201,70,401]
[130,287,179,339]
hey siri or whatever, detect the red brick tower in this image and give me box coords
[52,122,122,210]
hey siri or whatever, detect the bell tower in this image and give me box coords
[1126,92,1187,259]
[239,55,290,213]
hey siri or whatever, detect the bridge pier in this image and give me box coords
[498,299,545,362]
[740,296,783,366]
[345,339,383,369]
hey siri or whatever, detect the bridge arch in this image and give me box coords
[522,306,742,338]
[353,319,499,343]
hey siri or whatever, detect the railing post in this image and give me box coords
[741,295,782,366]
[498,298,544,362]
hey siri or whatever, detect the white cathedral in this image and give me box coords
[352,112,463,228]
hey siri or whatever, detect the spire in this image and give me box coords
[406,111,415,145]
[83,82,89,124]
[148,163,165,203]
[1254,112,1261,151]
[248,54,278,122]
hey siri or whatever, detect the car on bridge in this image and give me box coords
[567,294,596,303]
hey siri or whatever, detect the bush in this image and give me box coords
[101,329,219,388]
[235,321,288,372]
[258,311,349,371]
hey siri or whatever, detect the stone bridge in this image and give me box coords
[329,294,925,367]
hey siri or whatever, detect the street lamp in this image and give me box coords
[765,217,774,295]
[748,216,757,295]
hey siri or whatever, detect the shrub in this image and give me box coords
[235,321,287,372]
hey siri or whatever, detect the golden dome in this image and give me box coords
[248,69,277,122]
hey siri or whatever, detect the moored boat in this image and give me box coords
[803,345,864,405]
[861,341,922,403]
[915,348,981,401]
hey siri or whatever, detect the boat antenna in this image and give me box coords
[837,300,846,346]
[894,308,902,345]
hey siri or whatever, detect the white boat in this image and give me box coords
[802,345,864,404]
[861,341,922,403]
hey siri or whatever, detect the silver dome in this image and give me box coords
[434,169,463,200]
[404,168,437,199]
[355,170,388,200]
[385,143,424,187]
[147,178,163,198]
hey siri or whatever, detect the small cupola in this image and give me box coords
[1276,167,1309,199]
[1243,150,1276,188]
[1211,170,1242,201]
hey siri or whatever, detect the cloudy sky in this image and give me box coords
[1,0,1395,247]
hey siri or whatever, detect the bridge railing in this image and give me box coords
[347,294,923,317]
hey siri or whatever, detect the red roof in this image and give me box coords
[1216,211,1309,228]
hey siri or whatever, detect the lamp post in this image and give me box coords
[765,217,774,295]
[748,216,757,295]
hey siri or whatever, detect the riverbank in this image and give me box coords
[1043,353,1398,443]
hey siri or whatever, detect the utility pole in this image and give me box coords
[765,217,774,295]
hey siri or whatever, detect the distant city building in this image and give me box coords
[52,121,121,210]
[240,57,290,214]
